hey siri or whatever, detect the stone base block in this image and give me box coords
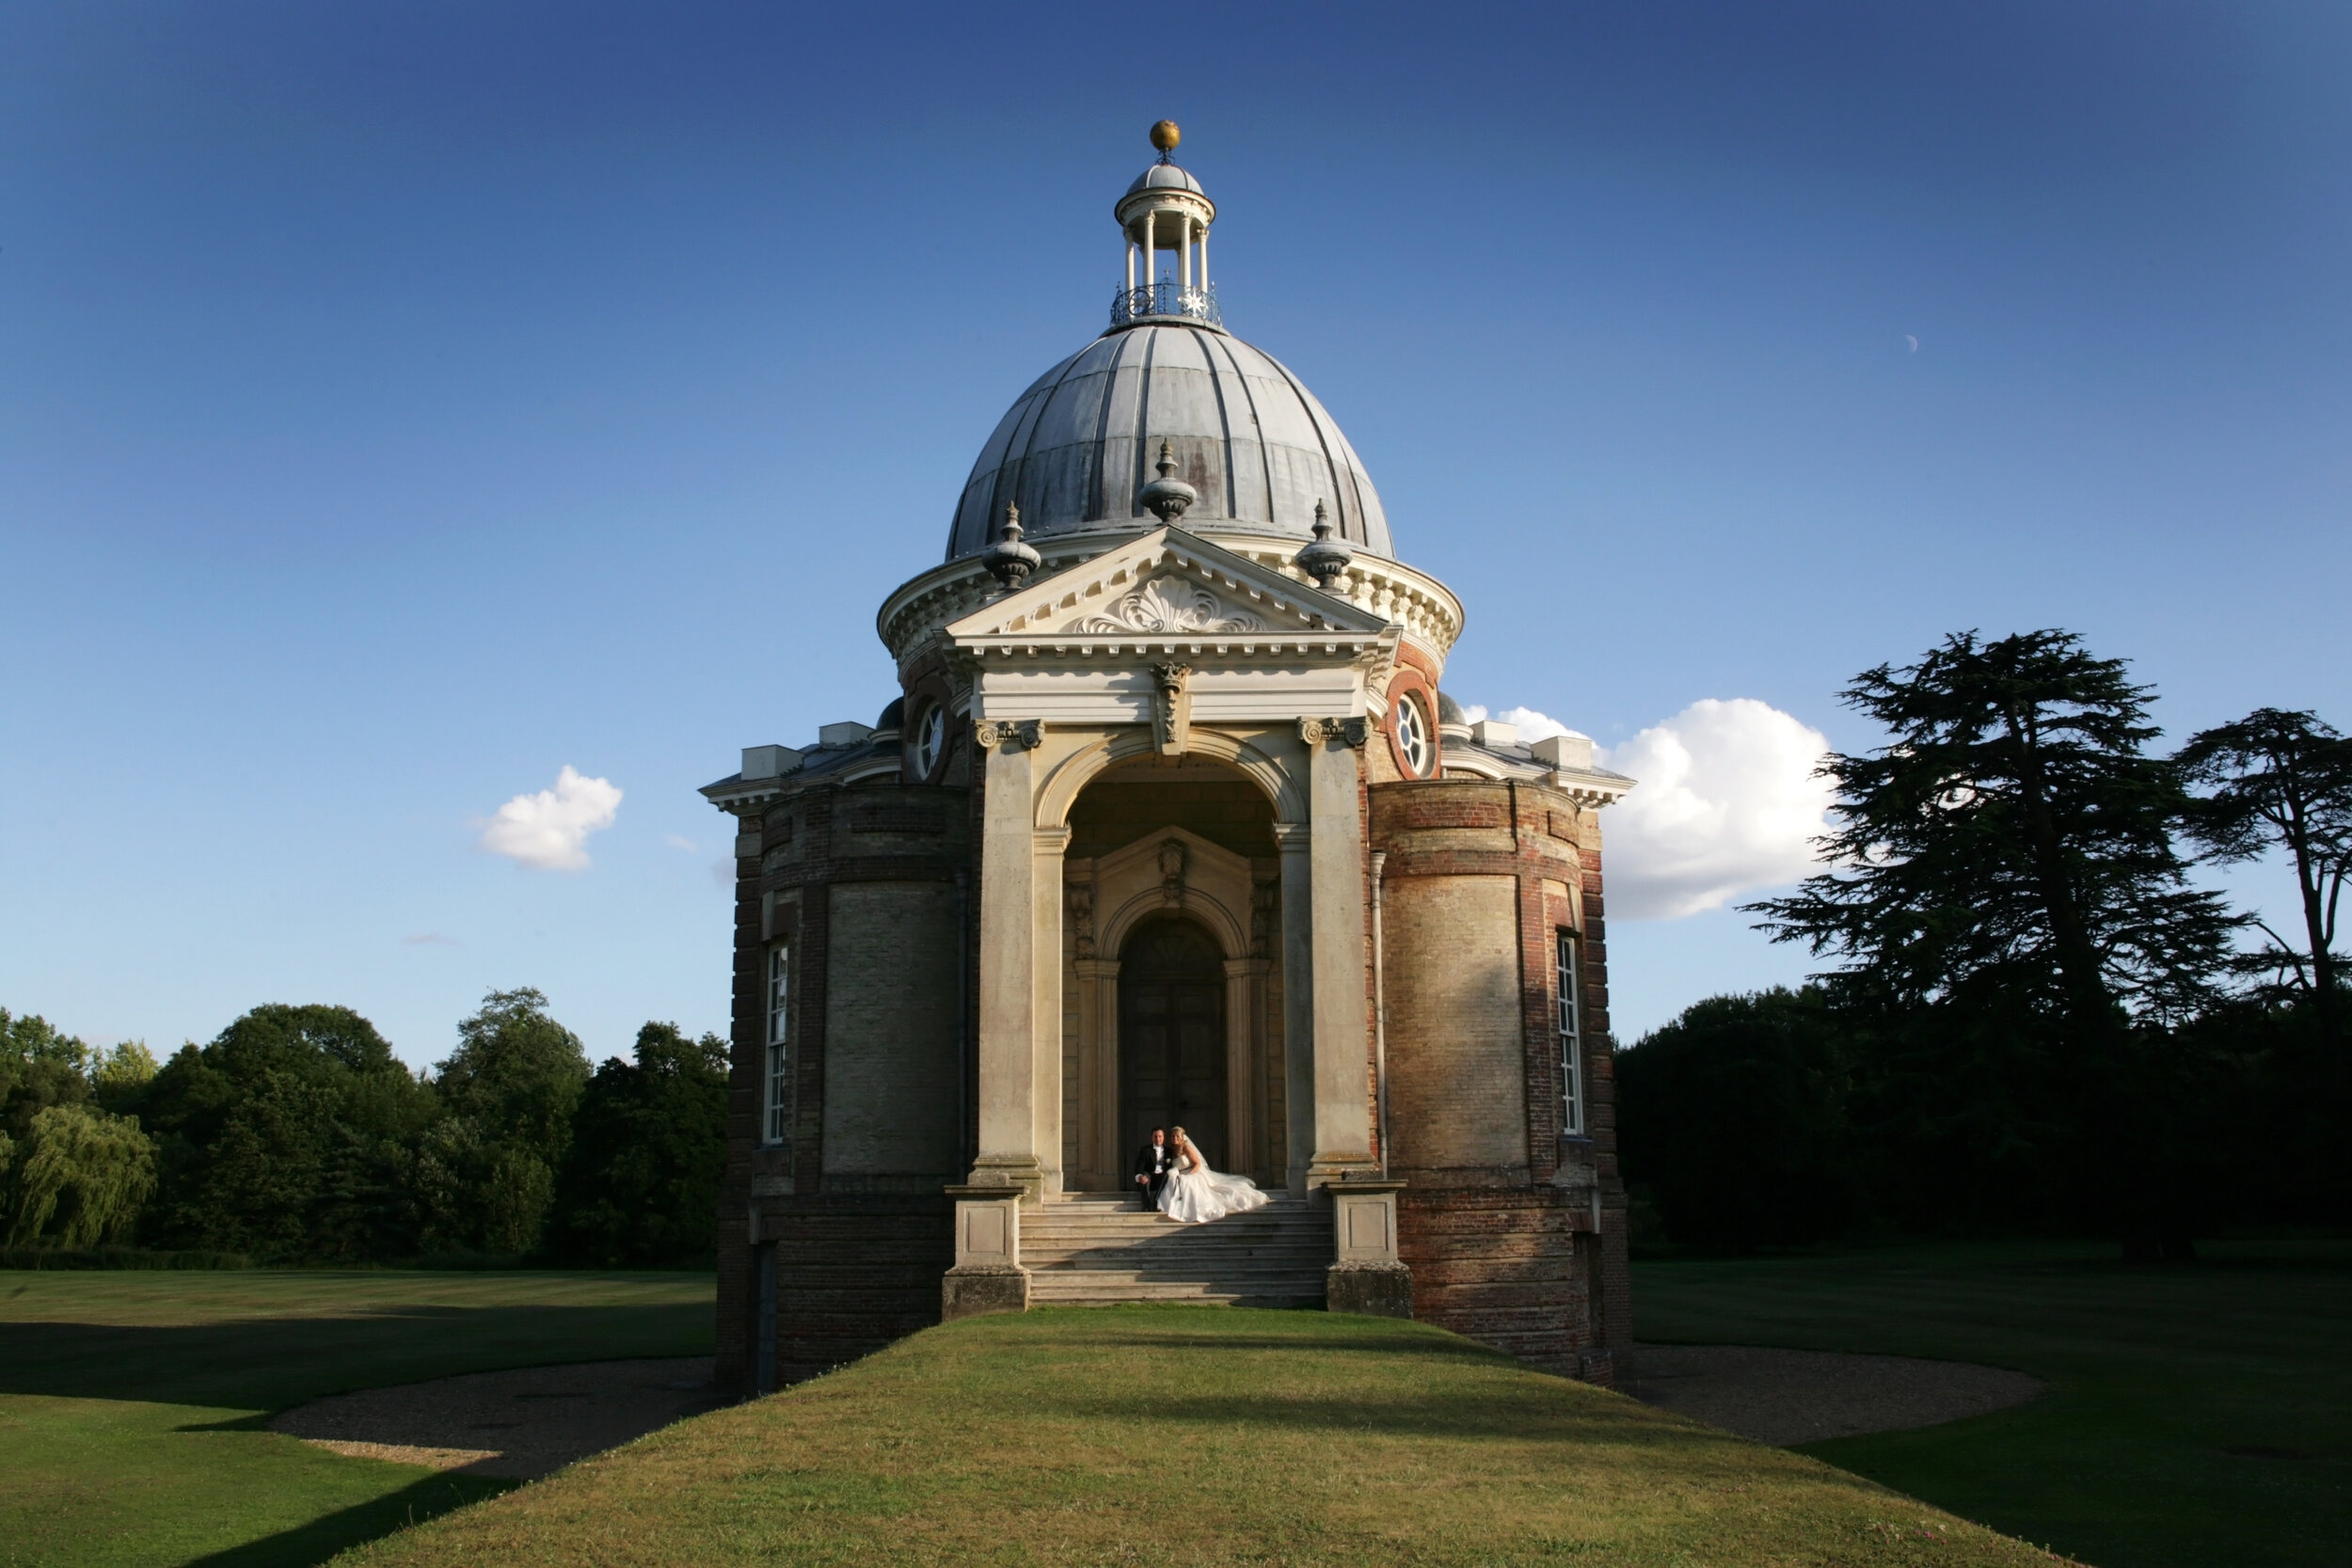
[1326,1261,1414,1319]
[941,1264,1030,1321]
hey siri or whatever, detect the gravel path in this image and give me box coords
[271,1342,2046,1478]
[1618,1342,2045,1447]
[270,1357,721,1480]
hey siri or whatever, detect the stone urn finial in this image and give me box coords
[980,502,1041,590]
[1137,439,1198,524]
[1295,499,1353,589]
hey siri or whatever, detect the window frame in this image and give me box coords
[908,699,945,782]
[763,943,791,1145]
[1394,690,1433,777]
[1556,928,1586,1137]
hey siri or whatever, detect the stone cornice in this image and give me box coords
[877,529,1462,676]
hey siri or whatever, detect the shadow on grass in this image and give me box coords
[1017,1328,1499,1360]
[178,1471,514,1568]
[2,1305,710,1410]
[1042,1386,1705,1448]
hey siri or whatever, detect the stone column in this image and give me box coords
[971,723,1043,1198]
[1031,823,1069,1198]
[1075,957,1120,1189]
[1305,719,1376,1185]
[1274,820,1315,1196]
[1222,957,1266,1181]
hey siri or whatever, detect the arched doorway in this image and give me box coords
[1119,919,1228,1170]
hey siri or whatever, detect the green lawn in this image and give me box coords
[0,1269,714,1568]
[338,1305,2058,1568]
[1634,1239,2352,1568]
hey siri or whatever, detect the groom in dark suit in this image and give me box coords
[1132,1128,1173,1212]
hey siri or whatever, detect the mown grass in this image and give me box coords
[0,1269,713,1568]
[338,1306,2058,1568]
[1634,1238,2352,1568]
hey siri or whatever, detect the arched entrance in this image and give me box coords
[1059,753,1287,1191]
[1119,919,1229,1168]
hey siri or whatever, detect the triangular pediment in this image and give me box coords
[945,527,1391,645]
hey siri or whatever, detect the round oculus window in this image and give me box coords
[1395,692,1433,777]
[909,701,946,781]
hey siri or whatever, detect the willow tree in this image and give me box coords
[7,1102,156,1248]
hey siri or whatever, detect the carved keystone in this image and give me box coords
[1151,662,1192,755]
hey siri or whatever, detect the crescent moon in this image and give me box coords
[1905,335,1919,353]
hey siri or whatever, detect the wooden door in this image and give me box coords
[1119,921,1228,1169]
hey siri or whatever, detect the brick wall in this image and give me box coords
[713,770,975,1395]
[761,1195,956,1385]
[1397,1190,1597,1379]
[821,880,963,1179]
[1383,873,1526,1172]
[1372,776,1627,1379]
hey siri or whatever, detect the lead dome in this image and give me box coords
[945,325,1392,561]
[944,137,1393,562]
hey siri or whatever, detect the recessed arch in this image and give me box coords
[1090,827,1254,961]
[1035,726,1306,832]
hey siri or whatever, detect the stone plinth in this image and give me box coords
[1326,1179,1413,1319]
[941,1187,1029,1321]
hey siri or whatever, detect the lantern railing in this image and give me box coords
[1110,281,1220,328]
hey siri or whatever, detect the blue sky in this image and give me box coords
[4,3,2346,1069]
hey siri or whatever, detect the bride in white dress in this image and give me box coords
[1156,1127,1272,1224]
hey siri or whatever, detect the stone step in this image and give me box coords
[1028,1284,1323,1306]
[1026,1262,1329,1283]
[1025,1231,1322,1248]
[1006,1193,1332,1307]
[1023,1238,1327,1257]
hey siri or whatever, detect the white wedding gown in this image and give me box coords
[1157,1149,1272,1224]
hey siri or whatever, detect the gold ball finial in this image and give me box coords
[1150,119,1181,155]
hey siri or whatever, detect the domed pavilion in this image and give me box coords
[702,126,1634,1394]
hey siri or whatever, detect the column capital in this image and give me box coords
[1271,821,1312,852]
[1299,716,1369,748]
[974,718,1042,752]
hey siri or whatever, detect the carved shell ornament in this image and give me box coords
[1073,578,1266,636]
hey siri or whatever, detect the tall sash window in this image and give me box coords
[765,944,790,1144]
[1556,929,1585,1136]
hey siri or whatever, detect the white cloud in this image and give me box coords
[1595,699,1834,921]
[403,932,459,947]
[1462,703,1588,745]
[664,832,699,853]
[477,766,623,871]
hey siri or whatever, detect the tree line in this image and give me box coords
[1617,630,2350,1259]
[0,989,727,1266]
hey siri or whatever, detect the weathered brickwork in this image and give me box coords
[1396,1191,1602,1379]
[755,1196,956,1385]
[822,880,962,1179]
[712,768,975,1397]
[1383,873,1525,1171]
[1373,776,1628,1371]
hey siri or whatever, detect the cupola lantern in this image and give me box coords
[1113,119,1219,327]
